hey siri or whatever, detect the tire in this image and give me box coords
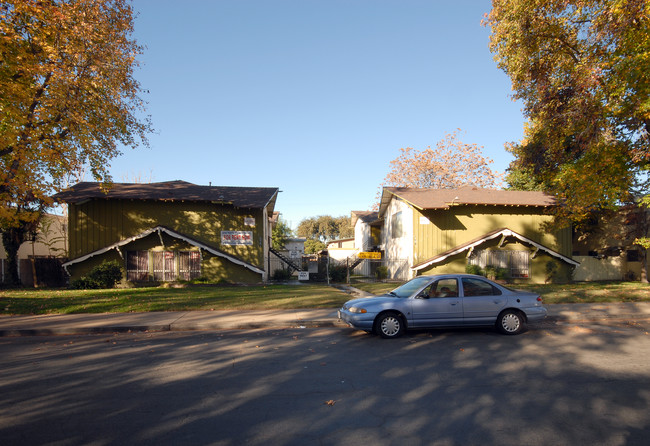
[497,310,526,335]
[375,312,405,339]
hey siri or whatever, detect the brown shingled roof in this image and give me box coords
[380,186,554,215]
[53,181,279,210]
[351,210,380,227]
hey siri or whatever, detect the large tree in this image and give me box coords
[0,0,151,284]
[296,215,353,249]
[485,0,650,224]
[380,129,502,190]
[271,217,293,251]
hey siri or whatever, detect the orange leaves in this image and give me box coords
[0,0,152,215]
[381,129,503,191]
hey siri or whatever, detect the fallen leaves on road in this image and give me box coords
[324,400,336,406]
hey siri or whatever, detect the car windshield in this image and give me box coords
[388,277,433,298]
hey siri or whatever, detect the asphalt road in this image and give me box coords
[1,321,649,446]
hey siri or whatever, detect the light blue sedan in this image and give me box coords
[338,274,547,338]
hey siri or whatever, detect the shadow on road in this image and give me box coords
[0,322,649,445]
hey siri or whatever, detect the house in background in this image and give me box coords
[352,187,578,283]
[54,181,279,284]
[326,237,355,261]
[269,236,306,278]
[0,213,67,286]
[351,211,381,253]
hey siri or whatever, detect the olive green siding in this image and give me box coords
[417,240,574,284]
[67,199,268,283]
[66,250,125,284]
[65,232,263,285]
[412,206,572,265]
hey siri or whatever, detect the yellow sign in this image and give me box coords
[358,251,381,260]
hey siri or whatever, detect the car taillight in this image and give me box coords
[537,297,543,302]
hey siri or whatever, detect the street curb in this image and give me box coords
[2,302,650,336]
[0,318,347,337]
[0,325,173,337]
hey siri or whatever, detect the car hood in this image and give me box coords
[342,295,401,309]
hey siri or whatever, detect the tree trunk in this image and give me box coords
[642,249,649,283]
[2,228,25,286]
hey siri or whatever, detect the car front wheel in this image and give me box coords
[375,312,405,339]
[497,310,526,335]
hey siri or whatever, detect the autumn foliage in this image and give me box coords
[380,130,502,190]
[485,0,650,222]
[0,0,151,222]
[0,0,151,284]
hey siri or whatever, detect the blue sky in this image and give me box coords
[109,0,525,229]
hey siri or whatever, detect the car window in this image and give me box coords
[389,276,433,298]
[424,278,459,298]
[461,278,502,297]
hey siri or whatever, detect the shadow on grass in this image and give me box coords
[0,284,351,315]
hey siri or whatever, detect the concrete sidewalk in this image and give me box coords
[1,302,650,336]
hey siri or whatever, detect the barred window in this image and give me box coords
[126,250,201,282]
[153,251,176,281]
[179,251,201,280]
[126,251,149,281]
[469,250,530,279]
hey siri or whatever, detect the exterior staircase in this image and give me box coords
[348,256,363,269]
[270,247,303,272]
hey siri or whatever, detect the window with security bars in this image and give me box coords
[126,250,201,282]
[153,251,176,281]
[178,251,201,280]
[126,251,149,281]
[469,250,530,279]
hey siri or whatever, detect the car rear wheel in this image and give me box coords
[497,310,526,335]
[375,312,405,339]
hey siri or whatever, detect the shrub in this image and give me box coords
[545,261,559,283]
[375,265,389,281]
[71,260,123,289]
[272,268,293,282]
[329,264,347,283]
[484,265,497,280]
[495,267,509,281]
[465,264,483,276]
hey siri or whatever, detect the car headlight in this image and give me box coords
[348,307,367,314]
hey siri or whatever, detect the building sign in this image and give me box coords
[298,271,309,281]
[244,217,256,227]
[290,249,301,259]
[221,231,253,245]
[358,251,381,259]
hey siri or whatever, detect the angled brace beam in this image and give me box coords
[113,246,124,259]
[531,246,540,259]
[466,246,474,258]
[498,234,507,248]
[157,229,165,248]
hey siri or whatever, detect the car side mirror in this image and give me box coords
[417,290,429,299]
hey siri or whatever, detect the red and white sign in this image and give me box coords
[221,231,253,245]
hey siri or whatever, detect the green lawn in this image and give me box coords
[1,281,649,315]
[0,284,352,315]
